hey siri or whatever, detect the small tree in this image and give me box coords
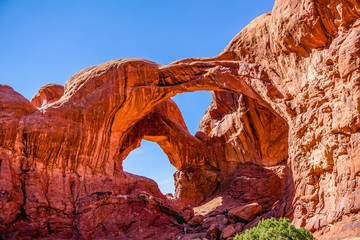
[176,215,185,224]
[234,217,315,240]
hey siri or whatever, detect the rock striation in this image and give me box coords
[1,0,360,239]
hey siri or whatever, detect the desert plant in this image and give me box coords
[176,215,185,224]
[234,217,315,240]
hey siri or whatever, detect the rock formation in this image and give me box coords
[1,0,360,239]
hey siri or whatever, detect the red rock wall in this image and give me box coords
[214,0,360,238]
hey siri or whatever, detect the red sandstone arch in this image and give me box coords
[33,58,288,174]
[9,57,288,204]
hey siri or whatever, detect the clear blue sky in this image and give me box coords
[0,0,275,194]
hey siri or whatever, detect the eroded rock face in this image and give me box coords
[0,0,360,239]
[216,1,360,238]
[31,83,64,108]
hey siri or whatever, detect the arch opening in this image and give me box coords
[122,139,177,195]
[171,91,212,135]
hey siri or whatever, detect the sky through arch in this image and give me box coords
[123,139,177,194]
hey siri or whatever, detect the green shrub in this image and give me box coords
[176,215,185,224]
[234,217,315,240]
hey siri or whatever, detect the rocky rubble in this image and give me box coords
[1,0,360,239]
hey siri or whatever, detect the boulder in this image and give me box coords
[228,203,262,222]
[206,224,220,240]
[183,206,195,222]
[188,215,205,226]
[221,225,236,239]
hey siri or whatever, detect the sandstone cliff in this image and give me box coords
[1,0,360,239]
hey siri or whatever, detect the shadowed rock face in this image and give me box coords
[0,0,360,239]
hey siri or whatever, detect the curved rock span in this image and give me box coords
[1,0,360,239]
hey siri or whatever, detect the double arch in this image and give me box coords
[36,57,289,204]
